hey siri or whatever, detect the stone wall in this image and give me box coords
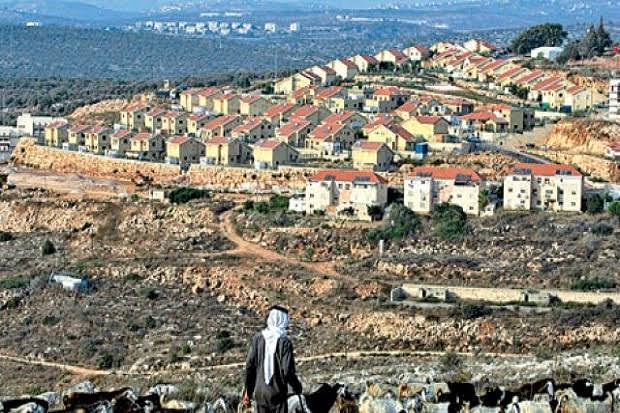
[11,139,320,192]
[398,283,620,306]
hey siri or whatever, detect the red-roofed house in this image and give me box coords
[504,163,583,212]
[460,111,509,133]
[231,117,274,142]
[405,166,482,215]
[497,66,530,87]
[478,59,513,82]
[263,102,298,126]
[314,86,347,107]
[44,120,69,147]
[323,111,367,129]
[514,70,546,88]
[161,112,187,135]
[166,135,205,166]
[187,113,214,135]
[328,59,359,80]
[351,55,378,73]
[128,132,166,161]
[290,105,331,126]
[197,87,221,111]
[395,101,421,120]
[352,141,394,171]
[199,115,243,140]
[403,45,430,61]
[120,102,150,131]
[309,66,337,86]
[239,95,271,116]
[375,49,410,67]
[402,115,450,142]
[464,39,497,54]
[305,169,388,220]
[204,136,252,166]
[110,129,133,155]
[253,139,299,169]
[85,126,112,154]
[367,123,416,152]
[366,87,409,112]
[564,85,593,112]
[275,120,313,147]
[288,86,316,105]
[306,123,355,155]
[68,125,90,149]
[145,108,167,132]
[213,94,241,115]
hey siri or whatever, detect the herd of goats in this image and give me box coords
[2,377,620,413]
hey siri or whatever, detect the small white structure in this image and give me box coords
[264,22,277,33]
[288,195,306,213]
[289,22,300,32]
[530,46,563,61]
[50,273,89,293]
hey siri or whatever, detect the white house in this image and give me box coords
[530,46,564,61]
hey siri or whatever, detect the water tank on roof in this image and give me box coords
[415,142,429,154]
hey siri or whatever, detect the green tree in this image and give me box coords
[586,194,604,214]
[608,202,620,221]
[509,23,567,55]
[432,203,468,240]
[367,204,420,242]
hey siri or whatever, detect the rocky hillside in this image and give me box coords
[544,119,619,156]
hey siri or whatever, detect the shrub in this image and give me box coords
[216,336,235,353]
[0,232,14,242]
[140,287,159,300]
[98,353,115,369]
[0,276,30,289]
[243,200,255,211]
[180,343,192,355]
[367,204,420,242]
[269,195,289,210]
[591,221,614,236]
[432,203,468,240]
[41,240,56,255]
[440,352,464,370]
[339,207,355,217]
[609,202,620,221]
[168,187,210,204]
[586,194,605,214]
[571,276,616,291]
[451,304,492,320]
[367,205,384,221]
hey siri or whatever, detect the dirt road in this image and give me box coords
[218,210,345,280]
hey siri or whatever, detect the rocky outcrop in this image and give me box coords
[544,119,619,157]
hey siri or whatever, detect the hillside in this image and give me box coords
[544,118,620,156]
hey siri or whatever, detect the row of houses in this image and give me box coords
[299,162,584,221]
[429,44,605,112]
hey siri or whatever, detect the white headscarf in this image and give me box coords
[261,308,289,385]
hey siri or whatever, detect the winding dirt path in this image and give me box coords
[0,353,111,377]
[218,211,347,280]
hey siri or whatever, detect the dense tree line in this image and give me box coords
[509,23,567,55]
[557,18,614,63]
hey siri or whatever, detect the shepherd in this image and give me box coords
[243,305,304,413]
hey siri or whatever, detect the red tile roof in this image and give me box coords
[232,117,267,134]
[111,129,132,139]
[310,169,387,184]
[204,115,238,130]
[88,126,110,134]
[567,85,586,94]
[509,163,582,177]
[308,123,346,141]
[215,93,239,101]
[353,141,387,151]
[69,125,90,134]
[168,135,191,145]
[339,59,358,69]
[240,95,264,104]
[460,111,508,124]
[277,120,311,137]
[46,120,68,129]
[165,111,184,119]
[264,103,297,118]
[291,86,314,99]
[387,124,415,142]
[514,70,545,85]
[479,59,509,74]
[290,105,319,119]
[197,87,220,97]
[396,101,420,113]
[314,65,336,75]
[497,66,527,81]
[255,139,285,149]
[375,86,406,97]
[411,166,481,182]
[414,115,445,125]
[363,114,398,130]
[323,111,359,125]
[531,76,564,92]
[123,102,148,112]
[316,86,344,100]
[358,55,378,64]
[189,113,210,122]
[207,136,237,145]
[147,108,166,117]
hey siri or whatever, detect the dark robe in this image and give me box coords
[245,332,303,413]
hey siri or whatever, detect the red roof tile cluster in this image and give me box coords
[497,66,527,81]
[396,101,420,113]
[189,113,210,122]
[309,169,387,184]
[323,111,359,125]
[204,115,238,130]
[168,135,191,145]
[147,108,166,117]
[240,95,264,104]
[208,136,237,145]
[460,111,508,124]
[123,102,148,112]
[358,55,378,64]
[69,125,90,134]
[290,105,319,119]
[531,76,564,92]
[375,86,406,97]
[410,166,481,182]
[386,124,415,142]
[131,132,153,142]
[111,129,132,140]
[290,86,314,100]
[46,120,68,129]
[514,70,545,85]
[315,86,344,100]
[309,123,346,141]
[353,141,387,151]
[197,87,220,97]
[414,115,445,125]
[232,117,267,134]
[89,126,110,134]
[254,139,284,149]
[277,120,311,137]
[509,163,582,177]
[339,59,358,69]
[264,103,297,118]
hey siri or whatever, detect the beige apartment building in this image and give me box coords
[305,169,388,220]
[84,126,112,154]
[352,141,394,171]
[110,129,133,155]
[145,108,166,132]
[120,103,149,131]
[503,163,583,212]
[253,139,299,169]
[161,112,187,135]
[44,120,69,147]
[204,136,252,166]
[404,167,481,216]
[275,120,313,147]
[128,133,166,161]
[68,125,90,149]
[199,115,242,140]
